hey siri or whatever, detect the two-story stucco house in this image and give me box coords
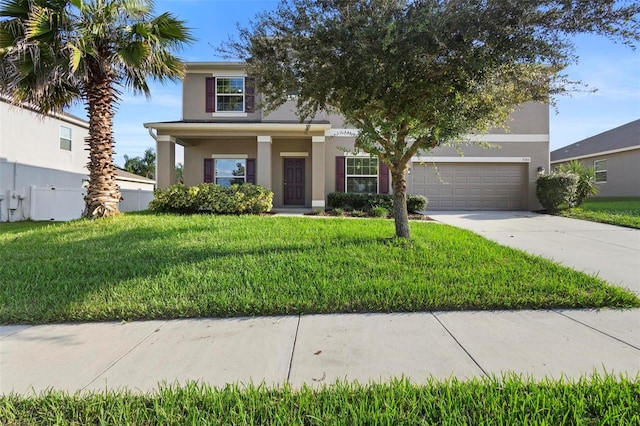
[145,62,549,211]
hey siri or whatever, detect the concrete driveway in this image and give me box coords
[428,211,640,295]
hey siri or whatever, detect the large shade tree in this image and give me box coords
[0,0,192,218]
[224,0,639,238]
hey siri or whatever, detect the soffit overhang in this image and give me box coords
[144,121,332,140]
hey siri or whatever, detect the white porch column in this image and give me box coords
[311,136,326,209]
[257,136,272,189]
[156,135,176,189]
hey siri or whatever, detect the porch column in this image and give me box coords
[257,136,272,189]
[312,136,326,209]
[156,135,176,189]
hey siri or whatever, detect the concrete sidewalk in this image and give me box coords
[2,211,639,395]
[2,310,639,395]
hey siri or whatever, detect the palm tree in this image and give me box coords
[557,160,599,207]
[0,0,192,218]
[124,147,156,179]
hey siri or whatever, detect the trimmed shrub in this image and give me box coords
[327,192,428,213]
[407,195,428,213]
[371,206,389,218]
[536,173,579,213]
[149,184,199,214]
[150,183,273,215]
[327,192,390,211]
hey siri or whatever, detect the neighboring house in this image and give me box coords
[0,98,154,221]
[145,62,549,211]
[115,168,156,213]
[550,119,640,197]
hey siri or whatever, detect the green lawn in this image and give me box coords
[559,197,640,228]
[0,213,636,324]
[1,375,637,425]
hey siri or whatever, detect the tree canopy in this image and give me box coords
[223,0,639,238]
[124,147,156,179]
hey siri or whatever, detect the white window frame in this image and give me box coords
[214,158,247,187]
[216,77,245,113]
[594,159,607,183]
[346,156,379,194]
[60,125,72,151]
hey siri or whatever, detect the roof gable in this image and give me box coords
[550,119,640,162]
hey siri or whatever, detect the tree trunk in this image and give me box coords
[391,165,410,239]
[82,75,121,218]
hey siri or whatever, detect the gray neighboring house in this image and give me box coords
[550,119,640,197]
[146,62,550,211]
[0,98,155,221]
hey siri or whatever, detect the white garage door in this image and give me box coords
[411,163,526,210]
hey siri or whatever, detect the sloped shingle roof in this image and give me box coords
[115,168,155,183]
[550,119,640,162]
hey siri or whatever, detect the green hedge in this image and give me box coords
[150,183,273,214]
[327,192,427,213]
[536,173,579,213]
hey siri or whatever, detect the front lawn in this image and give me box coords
[0,213,637,324]
[1,375,638,425]
[559,197,640,228]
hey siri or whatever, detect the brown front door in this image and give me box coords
[284,158,305,205]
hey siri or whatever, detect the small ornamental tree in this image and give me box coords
[222,0,639,238]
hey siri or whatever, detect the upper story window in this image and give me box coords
[594,159,607,183]
[217,77,244,112]
[206,76,255,114]
[60,126,72,151]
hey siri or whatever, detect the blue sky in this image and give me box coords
[69,0,640,166]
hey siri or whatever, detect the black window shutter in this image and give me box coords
[246,159,256,184]
[205,77,216,112]
[204,158,213,183]
[245,77,255,113]
[335,156,345,192]
[379,161,389,194]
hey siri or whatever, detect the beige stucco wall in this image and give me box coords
[182,69,262,122]
[490,101,549,135]
[553,150,640,197]
[183,138,258,187]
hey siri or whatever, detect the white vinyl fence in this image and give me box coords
[28,186,154,221]
[119,188,155,212]
[29,186,85,221]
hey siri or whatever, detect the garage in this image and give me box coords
[410,162,527,210]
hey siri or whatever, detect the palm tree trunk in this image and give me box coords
[82,76,121,218]
[391,165,410,239]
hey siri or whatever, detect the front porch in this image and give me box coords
[145,121,332,209]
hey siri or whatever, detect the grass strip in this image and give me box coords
[559,197,640,229]
[1,213,638,324]
[1,374,638,425]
